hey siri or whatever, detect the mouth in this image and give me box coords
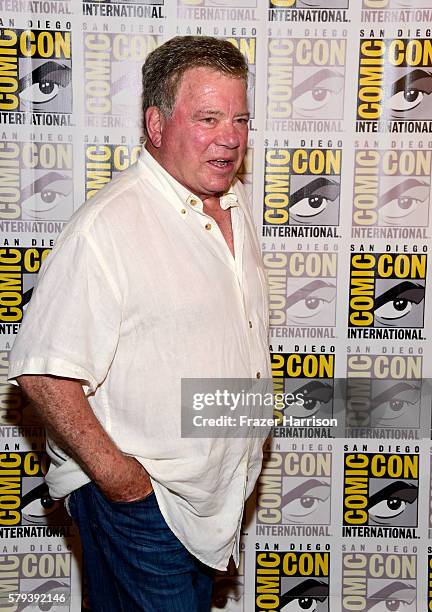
[207,159,235,169]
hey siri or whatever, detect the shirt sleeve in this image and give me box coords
[8,231,122,395]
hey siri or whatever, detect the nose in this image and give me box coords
[216,120,241,149]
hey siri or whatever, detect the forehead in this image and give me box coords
[174,67,247,107]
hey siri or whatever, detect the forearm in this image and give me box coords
[16,375,136,494]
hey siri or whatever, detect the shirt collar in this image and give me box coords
[140,146,239,213]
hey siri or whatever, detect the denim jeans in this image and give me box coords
[69,482,214,612]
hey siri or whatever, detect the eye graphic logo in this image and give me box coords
[267,38,346,122]
[257,451,331,526]
[85,144,141,199]
[84,33,161,127]
[357,39,432,130]
[263,148,341,227]
[0,452,70,527]
[0,553,72,611]
[343,453,419,529]
[353,149,431,228]
[346,354,423,431]
[212,555,244,612]
[264,252,337,328]
[255,551,329,612]
[342,553,416,612]
[271,353,334,423]
[0,142,73,222]
[0,248,50,330]
[0,29,72,115]
[348,253,426,329]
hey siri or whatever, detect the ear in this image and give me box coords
[145,106,165,148]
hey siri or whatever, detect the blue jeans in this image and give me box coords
[69,482,214,612]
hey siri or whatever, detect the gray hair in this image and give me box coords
[141,36,248,137]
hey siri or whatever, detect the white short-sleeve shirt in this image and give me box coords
[8,148,271,570]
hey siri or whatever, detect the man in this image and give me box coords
[8,36,271,611]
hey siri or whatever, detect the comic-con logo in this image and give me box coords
[0,452,70,526]
[84,33,161,127]
[0,247,50,329]
[346,353,423,433]
[0,351,45,427]
[179,0,256,7]
[269,0,348,7]
[224,37,256,120]
[348,252,426,339]
[343,452,419,536]
[266,38,346,123]
[342,552,416,611]
[363,0,431,7]
[263,147,341,227]
[0,28,72,124]
[257,450,331,530]
[212,554,244,612]
[429,555,432,610]
[85,144,141,198]
[0,552,71,611]
[82,0,164,18]
[0,142,73,221]
[264,251,337,329]
[271,352,334,425]
[237,146,253,201]
[255,550,329,611]
[357,37,432,132]
[352,148,431,234]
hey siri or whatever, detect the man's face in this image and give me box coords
[156,67,249,201]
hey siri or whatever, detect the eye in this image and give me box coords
[369,497,406,520]
[290,194,328,218]
[281,598,318,611]
[287,290,335,320]
[379,182,429,223]
[283,485,330,519]
[386,88,424,112]
[18,62,72,107]
[293,73,344,114]
[374,298,412,320]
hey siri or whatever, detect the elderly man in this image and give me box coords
[8,36,270,611]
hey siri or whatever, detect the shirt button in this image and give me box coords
[256,372,261,379]
[248,320,253,328]
[180,208,187,215]
[190,199,197,206]
[205,223,212,230]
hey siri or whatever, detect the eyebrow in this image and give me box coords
[290,380,334,403]
[281,478,330,507]
[290,177,340,207]
[374,281,425,311]
[21,171,69,201]
[367,480,418,510]
[18,61,71,95]
[293,68,344,101]
[391,68,432,95]
[378,178,429,209]
[286,279,336,309]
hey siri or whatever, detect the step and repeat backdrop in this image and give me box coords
[1,0,432,610]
